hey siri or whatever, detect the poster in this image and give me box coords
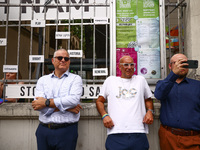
[137,49,160,78]
[116,0,137,48]
[116,48,137,76]
[116,0,160,79]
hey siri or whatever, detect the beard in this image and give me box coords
[178,72,187,79]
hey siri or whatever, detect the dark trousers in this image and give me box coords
[159,124,200,150]
[36,123,78,150]
[105,133,149,150]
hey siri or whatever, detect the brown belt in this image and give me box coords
[162,124,200,136]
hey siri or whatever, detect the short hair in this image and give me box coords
[53,49,69,57]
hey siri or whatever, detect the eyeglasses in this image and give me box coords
[54,56,70,61]
[120,63,135,68]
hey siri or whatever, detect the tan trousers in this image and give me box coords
[159,124,200,150]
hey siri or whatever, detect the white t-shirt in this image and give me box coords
[100,75,152,135]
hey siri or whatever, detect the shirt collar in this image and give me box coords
[184,77,189,83]
[179,76,189,84]
[51,70,69,78]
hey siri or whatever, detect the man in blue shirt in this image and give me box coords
[32,49,83,150]
[154,53,200,150]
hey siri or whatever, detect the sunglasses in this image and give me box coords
[120,63,135,68]
[54,56,70,61]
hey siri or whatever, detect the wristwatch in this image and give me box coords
[45,99,50,107]
[147,109,155,115]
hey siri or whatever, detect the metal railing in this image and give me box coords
[0,0,111,102]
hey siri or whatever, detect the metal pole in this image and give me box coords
[105,0,108,75]
[29,0,34,81]
[42,2,47,76]
[159,0,167,80]
[93,0,96,81]
[80,0,83,78]
[167,0,172,58]
[68,0,71,50]
[2,0,10,102]
[16,0,22,82]
[110,0,116,76]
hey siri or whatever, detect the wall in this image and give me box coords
[0,102,161,150]
[184,0,200,79]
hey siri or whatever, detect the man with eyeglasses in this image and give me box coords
[96,55,154,150]
[154,53,200,150]
[32,49,83,150]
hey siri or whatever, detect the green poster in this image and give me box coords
[116,0,159,48]
[116,0,161,79]
[138,0,159,18]
[116,0,137,48]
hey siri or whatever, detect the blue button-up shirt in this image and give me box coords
[35,70,83,124]
[154,71,200,130]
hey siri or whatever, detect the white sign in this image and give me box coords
[29,55,44,63]
[68,50,82,58]
[5,84,102,99]
[55,32,70,39]
[94,17,108,24]
[5,84,36,98]
[0,38,6,46]
[0,0,110,21]
[93,68,108,76]
[3,65,18,73]
[31,20,45,27]
[82,84,102,99]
